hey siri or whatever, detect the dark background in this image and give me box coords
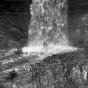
[0,0,32,28]
[68,0,88,48]
[0,0,32,48]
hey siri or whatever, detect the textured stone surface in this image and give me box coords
[0,48,88,88]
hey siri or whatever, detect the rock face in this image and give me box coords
[0,48,88,88]
[68,0,88,48]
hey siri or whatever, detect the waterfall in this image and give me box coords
[22,0,78,55]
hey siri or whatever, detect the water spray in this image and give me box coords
[22,0,78,56]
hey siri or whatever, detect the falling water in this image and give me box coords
[22,0,78,55]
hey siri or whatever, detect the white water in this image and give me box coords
[22,44,77,54]
[22,44,78,60]
[22,0,78,59]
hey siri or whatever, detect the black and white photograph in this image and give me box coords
[0,0,88,88]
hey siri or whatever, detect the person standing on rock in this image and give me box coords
[43,40,48,51]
